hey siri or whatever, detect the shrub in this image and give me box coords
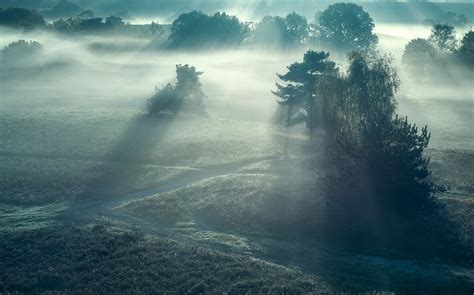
[147,64,206,116]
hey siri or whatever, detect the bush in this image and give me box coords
[147,64,207,116]
[1,40,43,66]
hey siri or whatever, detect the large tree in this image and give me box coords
[457,30,474,66]
[317,3,378,50]
[320,51,444,229]
[0,8,46,30]
[273,50,336,134]
[402,38,437,77]
[252,12,309,48]
[168,11,248,48]
[319,51,399,137]
[429,24,457,53]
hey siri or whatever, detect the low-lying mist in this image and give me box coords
[2,23,472,127]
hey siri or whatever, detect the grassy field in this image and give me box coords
[1,27,473,292]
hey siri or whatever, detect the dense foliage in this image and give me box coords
[1,40,43,67]
[402,38,437,77]
[0,8,46,30]
[315,51,447,248]
[52,14,164,37]
[316,3,378,50]
[457,30,474,66]
[429,23,457,53]
[403,27,473,76]
[147,64,207,116]
[273,50,337,133]
[168,11,248,48]
[252,12,309,48]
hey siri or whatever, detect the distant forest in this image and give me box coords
[1,0,473,24]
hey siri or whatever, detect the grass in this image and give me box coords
[0,223,332,294]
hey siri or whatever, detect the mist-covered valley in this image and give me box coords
[1,1,473,294]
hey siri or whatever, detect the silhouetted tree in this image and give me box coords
[285,12,309,45]
[105,16,125,29]
[320,51,444,232]
[1,40,43,65]
[252,12,309,48]
[345,51,399,124]
[316,3,378,50]
[0,8,46,30]
[273,50,336,134]
[402,38,437,76]
[168,11,248,48]
[253,16,289,46]
[319,51,399,137]
[457,30,474,66]
[334,115,444,215]
[147,64,206,116]
[429,24,457,53]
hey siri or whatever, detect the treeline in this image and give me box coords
[0,3,380,51]
[166,3,378,50]
[403,24,474,76]
[0,7,167,38]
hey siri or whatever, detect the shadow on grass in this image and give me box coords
[74,113,177,202]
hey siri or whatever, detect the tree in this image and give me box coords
[1,40,43,66]
[402,38,437,76]
[429,24,457,53]
[285,12,309,45]
[345,51,399,123]
[168,11,248,48]
[331,115,444,216]
[0,8,46,30]
[105,16,125,29]
[252,13,309,48]
[79,17,105,31]
[272,50,336,134]
[319,51,444,234]
[457,31,474,66]
[317,3,378,50]
[253,16,290,47]
[147,64,206,116]
[319,51,399,138]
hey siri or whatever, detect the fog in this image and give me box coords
[1,7,474,293]
[2,22,472,123]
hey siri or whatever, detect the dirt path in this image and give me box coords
[58,155,279,221]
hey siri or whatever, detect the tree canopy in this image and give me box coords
[429,24,457,53]
[253,12,309,48]
[316,3,378,50]
[1,40,43,65]
[147,64,206,116]
[317,51,443,226]
[273,50,336,133]
[402,38,437,76]
[168,11,248,48]
[0,8,46,30]
[457,30,474,66]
